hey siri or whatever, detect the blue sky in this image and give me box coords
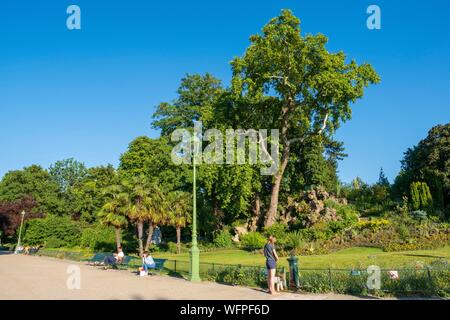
[1,0,449,183]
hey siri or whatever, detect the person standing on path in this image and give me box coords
[264,235,279,295]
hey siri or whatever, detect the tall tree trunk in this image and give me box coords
[212,185,224,227]
[265,103,291,227]
[248,194,261,231]
[114,226,122,251]
[176,226,181,254]
[264,153,289,227]
[144,222,155,252]
[137,220,144,257]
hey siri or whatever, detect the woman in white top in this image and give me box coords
[116,246,125,263]
[103,246,125,267]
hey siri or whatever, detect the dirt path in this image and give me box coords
[0,252,364,300]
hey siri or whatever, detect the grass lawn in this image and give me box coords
[153,245,450,269]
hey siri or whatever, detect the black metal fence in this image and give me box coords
[33,249,449,297]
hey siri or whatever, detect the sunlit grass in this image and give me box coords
[152,245,450,269]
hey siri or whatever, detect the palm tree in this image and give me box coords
[122,175,163,256]
[166,191,192,254]
[98,186,129,251]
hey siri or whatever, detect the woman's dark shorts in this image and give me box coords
[266,259,276,270]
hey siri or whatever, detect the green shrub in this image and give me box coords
[297,265,449,297]
[284,231,304,253]
[204,265,267,288]
[396,223,411,241]
[23,216,82,248]
[240,232,266,251]
[410,182,433,212]
[45,236,65,249]
[263,223,287,239]
[336,205,359,225]
[410,210,428,221]
[167,241,177,253]
[355,219,390,231]
[213,229,234,248]
[80,224,116,252]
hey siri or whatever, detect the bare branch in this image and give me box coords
[318,113,329,135]
[258,131,272,159]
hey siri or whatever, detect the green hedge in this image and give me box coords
[23,216,82,248]
[80,224,116,252]
[240,232,266,250]
[296,267,449,297]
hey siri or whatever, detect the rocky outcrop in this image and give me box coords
[283,187,347,227]
[232,226,248,242]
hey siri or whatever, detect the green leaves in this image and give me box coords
[152,73,223,136]
[119,136,189,193]
[410,182,433,212]
[394,124,449,215]
[49,158,87,193]
[166,190,192,228]
[0,165,63,215]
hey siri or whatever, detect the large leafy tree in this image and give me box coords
[0,165,63,215]
[49,158,87,193]
[71,165,118,222]
[394,124,450,214]
[152,76,265,231]
[153,73,224,136]
[119,136,189,193]
[230,9,380,226]
[48,158,89,217]
[0,196,43,239]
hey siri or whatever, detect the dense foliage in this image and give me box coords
[0,11,448,261]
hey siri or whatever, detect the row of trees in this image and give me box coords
[99,176,191,255]
[0,160,192,254]
[1,10,447,253]
[340,124,450,219]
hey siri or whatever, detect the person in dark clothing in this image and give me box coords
[103,255,117,267]
[102,247,125,269]
[263,235,279,295]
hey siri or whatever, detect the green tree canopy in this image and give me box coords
[49,158,87,193]
[0,165,63,215]
[394,123,449,214]
[119,136,189,192]
[230,9,380,226]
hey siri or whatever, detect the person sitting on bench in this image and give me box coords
[103,246,125,267]
[116,246,125,263]
[142,251,156,272]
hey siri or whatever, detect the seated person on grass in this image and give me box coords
[142,251,156,272]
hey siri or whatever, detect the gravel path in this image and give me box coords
[0,252,364,300]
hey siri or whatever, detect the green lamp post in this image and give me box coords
[189,135,201,282]
[14,210,26,254]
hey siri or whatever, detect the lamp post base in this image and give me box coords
[189,245,201,282]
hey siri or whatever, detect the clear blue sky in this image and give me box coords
[1,0,449,184]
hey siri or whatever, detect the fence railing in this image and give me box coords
[33,249,449,297]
